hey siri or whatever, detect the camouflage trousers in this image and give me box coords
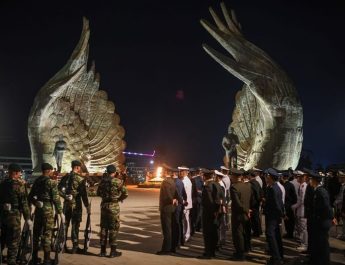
[100,202,120,246]
[0,212,21,265]
[33,206,55,252]
[64,203,82,246]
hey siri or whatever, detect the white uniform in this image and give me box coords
[255,175,263,188]
[292,182,308,248]
[182,176,193,241]
[277,181,286,204]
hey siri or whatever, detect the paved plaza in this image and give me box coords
[45,186,345,265]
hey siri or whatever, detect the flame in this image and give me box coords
[148,166,164,182]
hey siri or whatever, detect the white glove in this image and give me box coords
[66,194,73,201]
[26,219,33,230]
[35,201,44,208]
[60,213,65,224]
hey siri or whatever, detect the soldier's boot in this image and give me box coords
[43,251,52,265]
[109,246,122,258]
[30,250,39,265]
[71,244,78,254]
[99,245,106,257]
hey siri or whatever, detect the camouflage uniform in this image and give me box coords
[58,172,89,248]
[0,177,30,265]
[28,175,62,253]
[97,175,128,248]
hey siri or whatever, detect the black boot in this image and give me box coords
[30,250,39,265]
[109,245,122,258]
[99,245,106,257]
[43,251,52,265]
[71,244,78,254]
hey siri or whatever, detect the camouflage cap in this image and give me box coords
[41,163,53,171]
[8,163,22,172]
[106,164,117,174]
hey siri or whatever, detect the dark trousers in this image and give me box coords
[202,213,218,256]
[191,201,202,234]
[265,218,283,261]
[310,224,330,265]
[160,210,173,252]
[284,207,295,237]
[250,207,262,236]
[172,206,182,251]
[231,214,250,255]
[307,219,312,255]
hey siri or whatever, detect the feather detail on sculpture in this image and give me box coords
[201,3,303,170]
[28,17,126,173]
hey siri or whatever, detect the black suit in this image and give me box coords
[283,181,297,238]
[159,177,177,252]
[201,180,221,257]
[264,182,284,262]
[304,184,314,255]
[310,186,333,265]
[172,177,187,250]
[191,175,203,234]
[250,179,263,236]
[230,182,252,256]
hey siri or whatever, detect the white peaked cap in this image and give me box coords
[293,170,305,175]
[178,166,189,171]
[220,166,230,171]
[214,170,225,177]
[252,167,263,172]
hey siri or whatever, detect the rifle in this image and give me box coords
[16,217,33,265]
[52,216,65,265]
[83,200,92,254]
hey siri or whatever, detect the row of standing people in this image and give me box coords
[158,165,335,265]
[0,161,128,265]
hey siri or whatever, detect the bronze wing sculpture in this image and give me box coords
[201,2,303,170]
[28,18,126,173]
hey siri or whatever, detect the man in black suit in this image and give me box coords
[191,168,203,234]
[230,168,252,261]
[172,169,187,252]
[249,170,264,237]
[309,170,333,265]
[157,166,178,255]
[264,168,285,265]
[199,170,221,259]
[281,172,297,238]
[303,169,315,257]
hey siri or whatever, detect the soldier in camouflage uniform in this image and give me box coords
[0,164,32,265]
[97,165,128,258]
[28,163,64,265]
[58,160,90,254]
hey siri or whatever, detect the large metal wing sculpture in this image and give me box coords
[28,18,126,173]
[201,3,303,170]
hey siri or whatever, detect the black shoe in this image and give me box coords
[99,245,106,257]
[230,253,245,261]
[71,245,78,254]
[156,251,172,255]
[197,253,213,259]
[109,246,122,258]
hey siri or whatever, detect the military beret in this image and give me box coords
[41,163,53,171]
[247,170,256,177]
[230,168,244,176]
[106,164,116,174]
[8,163,22,172]
[71,160,82,167]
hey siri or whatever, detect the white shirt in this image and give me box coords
[182,176,193,210]
[292,182,306,217]
[222,175,231,197]
[255,175,263,188]
[277,181,286,204]
[290,178,300,198]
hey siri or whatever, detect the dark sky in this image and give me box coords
[0,0,344,168]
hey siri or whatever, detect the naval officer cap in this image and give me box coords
[220,166,230,171]
[230,168,244,176]
[266,168,280,180]
[252,167,263,172]
[41,163,53,171]
[8,163,22,172]
[106,165,117,174]
[178,166,190,171]
[293,170,305,176]
[338,171,345,177]
[214,170,225,177]
[71,160,82,167]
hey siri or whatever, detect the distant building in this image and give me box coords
[124,151,155,184]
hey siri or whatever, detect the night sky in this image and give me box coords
[0,0,344,168]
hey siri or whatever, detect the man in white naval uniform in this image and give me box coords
[179,166,193,242]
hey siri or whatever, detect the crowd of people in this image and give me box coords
[0,161,128,265]
[157,165,345,265]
